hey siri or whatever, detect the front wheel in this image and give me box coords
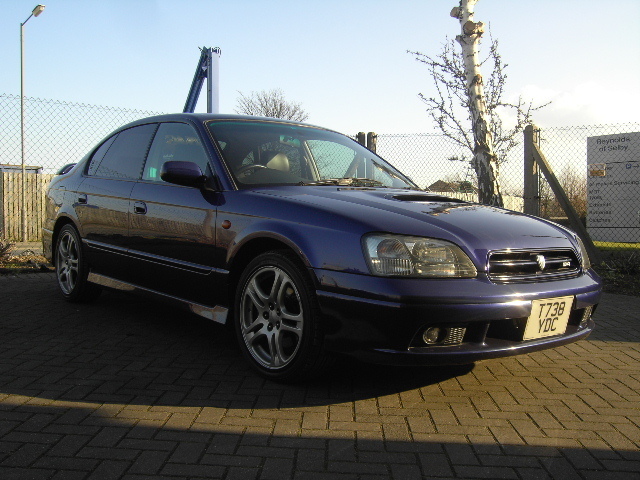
[55,224,101,302]
[234,251,331,382]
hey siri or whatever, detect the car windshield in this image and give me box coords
[206,120,419,190]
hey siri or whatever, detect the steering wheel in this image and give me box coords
[236,164,268,176]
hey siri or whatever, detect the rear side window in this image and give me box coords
[86,135,117,176]
[91,124,157,180]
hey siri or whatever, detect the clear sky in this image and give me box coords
[1,0,639,135]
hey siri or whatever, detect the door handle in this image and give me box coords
[78,194,87,204]
[133,201,147,215]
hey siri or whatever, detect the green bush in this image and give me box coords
[600,252,640,276]
[594,251,640,296]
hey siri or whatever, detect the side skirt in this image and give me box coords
[87,272,228,324]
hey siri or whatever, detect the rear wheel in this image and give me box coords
[55,224,101,302]
[234,251,331,382]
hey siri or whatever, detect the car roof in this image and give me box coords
[119,113,331,132]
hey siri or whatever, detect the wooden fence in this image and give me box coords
[0,172,55,242]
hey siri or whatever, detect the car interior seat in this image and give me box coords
[265,152,290,172]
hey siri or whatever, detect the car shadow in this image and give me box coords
[0,275,473,409]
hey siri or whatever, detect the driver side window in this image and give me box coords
[143,123,211,182]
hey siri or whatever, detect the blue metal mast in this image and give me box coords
[183,47,221,113]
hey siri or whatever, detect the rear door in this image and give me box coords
[75,123,157,280]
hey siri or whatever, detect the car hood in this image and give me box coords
[255,187,577,254]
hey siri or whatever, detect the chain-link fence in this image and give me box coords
[0,93,638,253]
[375,124,640,252]
[0,94,165,175]
[375,133,526,211]
[538,124,639,252]
[0,94,164,241]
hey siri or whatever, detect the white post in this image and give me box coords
[207,47,221,114]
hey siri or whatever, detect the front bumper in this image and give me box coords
[313,268,601,365]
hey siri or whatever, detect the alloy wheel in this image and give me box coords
[239,265,304,370]
[56,230,80,295]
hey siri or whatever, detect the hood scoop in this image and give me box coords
[389,194,468,203]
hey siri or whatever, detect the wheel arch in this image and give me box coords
[226,235,316,311]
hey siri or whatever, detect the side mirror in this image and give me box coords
[56,163,77,175]
[160,161,207,188]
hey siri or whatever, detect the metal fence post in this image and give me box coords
[523,124,540,216]
[530,137,601,264]
[20,23,27,242]
[366,132,377,153]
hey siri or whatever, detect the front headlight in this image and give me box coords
[576,236,591,270]
[363,234,477,278]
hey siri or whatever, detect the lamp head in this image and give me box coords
[32,5,45,17]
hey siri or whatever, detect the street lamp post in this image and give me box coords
[20,4,45,242]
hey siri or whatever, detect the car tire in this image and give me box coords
[234,251,331,382]
[55,224,101,303]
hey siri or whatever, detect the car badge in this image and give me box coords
[536,254,546,271]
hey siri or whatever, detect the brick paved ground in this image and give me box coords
[0,273,638,480]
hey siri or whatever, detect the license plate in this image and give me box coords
[523,296,573,341]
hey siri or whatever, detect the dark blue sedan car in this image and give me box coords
[43,114,601,381]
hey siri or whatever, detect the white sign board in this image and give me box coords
[587,132,640,243]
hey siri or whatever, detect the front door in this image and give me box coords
[127,122,225,306]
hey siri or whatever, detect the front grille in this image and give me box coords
[488,248,580,283]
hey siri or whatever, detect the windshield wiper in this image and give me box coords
[298,179,340,186]
[299,178,386,187]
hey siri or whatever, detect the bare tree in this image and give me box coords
[409,0,548,206]
[235,89,310,122]
[540,166,587,221]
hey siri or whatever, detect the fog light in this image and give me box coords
[423,327,443,344]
